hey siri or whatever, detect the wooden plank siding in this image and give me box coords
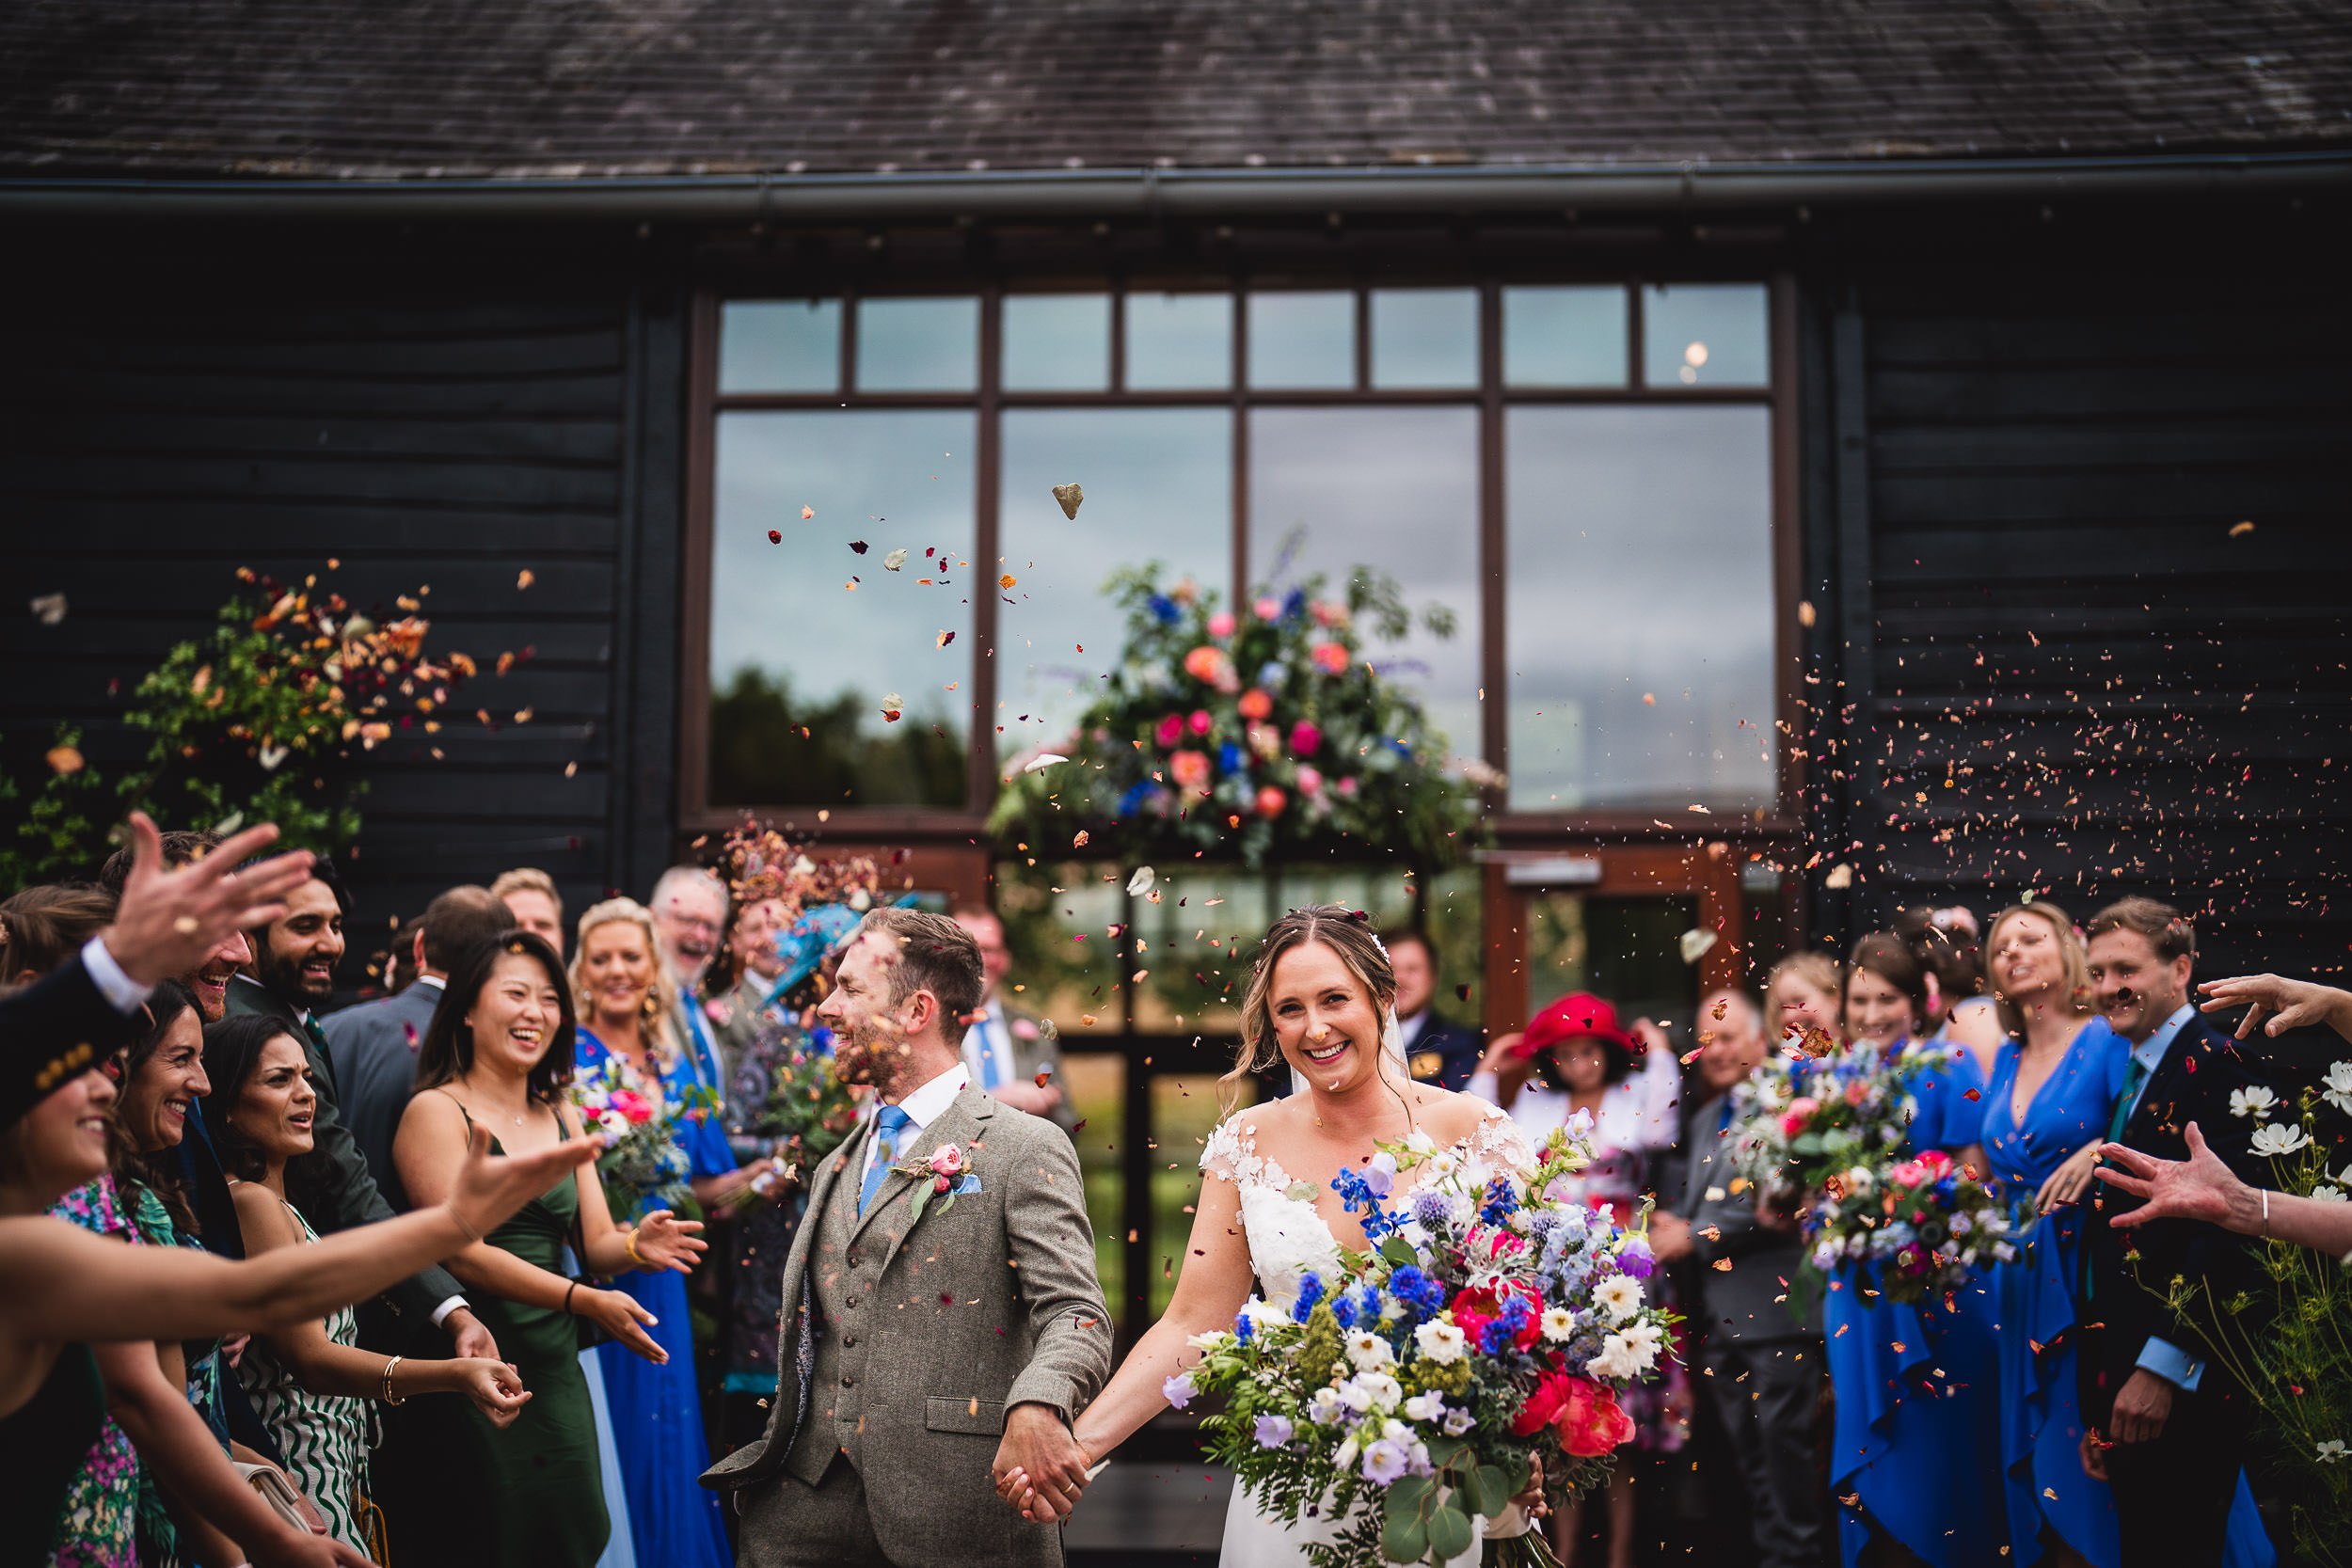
[1,237,690,988]
[1807,260,2352,981]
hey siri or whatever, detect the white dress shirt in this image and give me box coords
[860,1061,971,1195]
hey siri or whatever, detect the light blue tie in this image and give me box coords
[980,1018,1007,1091]
[860,1106,914,1215]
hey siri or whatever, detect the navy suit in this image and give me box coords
[2082,1012,2271,1565]
[1401,1010,1485,1091]
[321,981,445,1212]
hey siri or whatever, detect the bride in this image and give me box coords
[999,904,1546,1564]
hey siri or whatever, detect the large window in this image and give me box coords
[694,279,1784,824]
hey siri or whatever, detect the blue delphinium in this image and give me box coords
[1387,1265,1446,1319]
[1218,740,1246,774]
[1479,1176,1519,1227]
[1333,1167,1402,1240]
[1330,1290,1360,1330]
[1293,1270,1326,1322]
[1148,594,1182,625]
[1281,587,1308,621]
[1233,1309,1255,1344]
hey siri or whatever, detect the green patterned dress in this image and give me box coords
[232,1196,375,1554]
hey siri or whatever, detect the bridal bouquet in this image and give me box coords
[1179,1125,1673,1568]
[754,1027,861,1166]
[1804,1148,2018,1305]
[1727,1044,1938,1203]
[572,1053,717,1216]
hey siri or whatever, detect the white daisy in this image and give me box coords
[1343,1330,1394,1371]
[1539,1307,1578,1343]
[1594,1275,1645,1323]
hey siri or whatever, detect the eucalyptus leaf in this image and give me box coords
[1422,1435,1468,1472]
[1426,1497,1473,1562]
[1381,1513,1428,1565]
[1384,1474,1434,1519]
[1464,1464,1510,1519]
[936,1193,956,1217]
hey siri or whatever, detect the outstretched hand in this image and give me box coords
[630,1209,707,1274]
[2199,974,2352,1043]
[105,811,317,988]
[2092,1121,2241,1228]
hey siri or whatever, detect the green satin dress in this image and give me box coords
[373,1115,608,1568]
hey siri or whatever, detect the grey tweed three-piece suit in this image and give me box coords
[702,1084,1113,1567]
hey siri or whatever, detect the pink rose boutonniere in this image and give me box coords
[888,1141,981,1222]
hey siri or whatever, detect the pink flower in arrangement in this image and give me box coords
[1890,1160,1928,1188]
[610,1089,654,1126]
[1155,714,1184,747]
[1295,766,1325,795]
[1558,1379,1637,1457]
[1254,785,1287,818]
[1845,1081,1870,1108]
[1915,1148,1953,1177]
[1183,645,1232,685]
[1238,688,1274,721]
[1187,708,1213,736]
[1779,1095,1820,1137]
[1289,720,1323,755]
[1311,642,1351,675]
[928,1144,965,1177]
[1207,610,1236,639]
[1311,599,1350,628]
[1335,775,1359,799]
[1253,596,1281,621]
[1169,750,1211,791]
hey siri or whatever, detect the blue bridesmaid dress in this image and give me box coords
[577,1026,734,1568]
[1982,1020,2275,1568]
[1825,1039,2010,1568]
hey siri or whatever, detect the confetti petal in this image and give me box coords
[1000,574,1018,590]
[1052,483,1084,520]
[937,630,955,648]
[1126,865,1156,895]
[850,541,868,554]
[881,693,904,721]
[44,745,84,775]
[2230,519,2255,537]
[1022,753,1069,773]
[28,593,67,626]
[1679,927,1718,964]
[516,569,535,590]
[802,505,816,519]
[884,548,908,571]
[768,530,783,544]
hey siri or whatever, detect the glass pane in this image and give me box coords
[709,409,975,806]
[1643,283,1769,388]
[1505,405,1774,812]
[855,296,978,391]
[998,409,1231,758]
[1423,865,1485,1035]
[1250,407,1482,763]
[1504,286,1627,388]
[720,300,841,393]
[1125,292,1232,390]
[993,860,1130,1037]
[1003,293,1110,391]
[1370,288,1478,388]
[1248,292,1355,388]
[1152,1073,1251,1315]
[1128,865,1277,1036]
[1062,1051,1125,1313]
[1525,893,1700,1030]
[1740,860,1793,993]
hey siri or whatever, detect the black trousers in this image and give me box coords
[1701,1335,1830,1568]
[2081,1336,2253,1566]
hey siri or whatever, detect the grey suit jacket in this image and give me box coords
[1678,1090,1820,1342]
[704,1085,1112,1563]
[321,981,444,1212]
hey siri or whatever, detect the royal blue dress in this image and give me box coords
[577,1026,734,1568]
[1826,1039,2010,1568]
[1981,1021,2275,1568]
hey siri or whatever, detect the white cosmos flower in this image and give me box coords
[1414,1319,1470,1364]
[2250,1123,2311,1157]
[2230,1085,2279,1121]
[1594,1275,1645,1323]
[1344,1330,1394,1371]
[2313,1186,2347,1204]
[1540,1307,1578,1342]
[2325,1063,2352,1116]
[2318,1439,2349,1465]
[1586,1336,1643,1380]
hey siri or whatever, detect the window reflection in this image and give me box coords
[998,409,1230,757]
[1250,408,1482,763]
[1505,405,1774,813]
[1642,284,1769,388]
[720,300,840,393]
[1504,286,1627,388]
[993,861,1127,1036]
[1370,289,1479,388]
[1060,1051,1126,1308]
[1003,294,1109,392]
[855,296,978,391]
[709,409,975,806]
[1152,1074,1246,1314]
[1524,894,1699,1029]
[1126,293,1232,390]
[1248,292,1355,388]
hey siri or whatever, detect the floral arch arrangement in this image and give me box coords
[989,565,1491,871]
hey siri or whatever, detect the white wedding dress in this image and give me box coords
[1200,1102,1538,1567]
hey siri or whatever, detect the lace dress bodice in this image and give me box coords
[1200,1101,1538,1308]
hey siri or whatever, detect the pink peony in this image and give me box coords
[1238,688,1274,721]
[611,1089,654,1126]
[1295,766,1325,795]
[1311,642,1350,674]
[1779,1095,1819,1137]
[1254,785,1287,818]
[1558,1380,1636,1457]
[1207,610,1235,639]
[1289,720,1322,755]
[1187,708,1213,736]
[1155,713,1184,747]
[1253,596,1281,621]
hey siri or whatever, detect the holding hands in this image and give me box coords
[992,1402,1095,1523]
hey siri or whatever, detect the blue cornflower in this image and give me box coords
[1281,587,1307,621]
[1330,1291,1360,1330]
[1293,1271,1326,1322]
[1387,1265,1445,1318]
[1148,594,1181,625]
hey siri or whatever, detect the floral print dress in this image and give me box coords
[44,1177,140,1568]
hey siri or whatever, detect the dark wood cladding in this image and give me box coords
[1807,245,2352,980]
[0,234,689,971]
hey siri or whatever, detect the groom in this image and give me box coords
[703,907,1112,1567]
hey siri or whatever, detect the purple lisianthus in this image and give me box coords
[1614,1236,1656,1279]
[1253,1414,1295,1449]
[1162,1372,1197,1410]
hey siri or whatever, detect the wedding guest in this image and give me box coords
[1470,993,1686,1568]
[210,1014,532,1556]
[219,857,498,1369]
[492,867,568,959]
[2079,900,2276,1567]
[1822,933,2005,1568]
[1764,951,1842,1051]
[383,931,692,1568]
[953,906,1074,1131]
[570,898,739,1568]
[375,915,425,997]
[97,830,248,1022]
[322,885,511,1212]
[1385,927,1485,1090]
[648,865,730,1107]
[707,891,792,1087]
[1649,989,1826,1568]
[0,884,116,986]
[1899,905,2004,1074]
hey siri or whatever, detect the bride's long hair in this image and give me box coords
[1223,904,1412,1117]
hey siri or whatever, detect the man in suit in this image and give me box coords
[1385,929,1484,1090]
[2082,897,2268,1565]
[705,906,1111,1568]
[1649,988,1826,1568]
[952,907,1075,1132]
[321,885,512,1207]
[652,863,734,1110]
[226,856,499,1365]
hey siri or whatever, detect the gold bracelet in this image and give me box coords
[624,1227,647,1268]
[381,1355,405,1406]
[445,1202,483,1244]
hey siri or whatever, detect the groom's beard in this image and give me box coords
[834,1016,914,1088]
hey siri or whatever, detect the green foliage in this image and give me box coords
[988,564,1486,870]
[708,666,969,809]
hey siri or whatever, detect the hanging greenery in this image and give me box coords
[988,563,1492,871]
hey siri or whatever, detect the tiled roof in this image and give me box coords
[2,0,2348,181]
